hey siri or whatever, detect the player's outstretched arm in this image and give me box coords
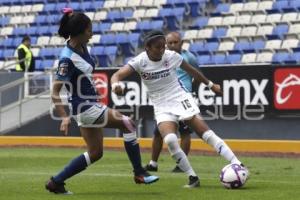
[180,60,222,95]
[51,80,70,135]
[111,64,135,95]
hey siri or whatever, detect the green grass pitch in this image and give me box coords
[0,147,299,200]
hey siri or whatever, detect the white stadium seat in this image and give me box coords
[208,16,223,26]
[0,6,9,14]
[226,27,242,37]
[143,0,155,7]
[115,0,128,8]
[258,1,273,11]
[37,36,50,46]
[222,15,236,26]
[230,3,244,13]
[31,4,44,12]
[0,27,13,36]
[103,0,116,9]
[153,0,167,6]
[133,9,146,18]
[242,53,257,63]
[111,22,125,31]
[145,8,159,18]
[235,15,251,25]
[123,21,137,30]
[197,28,213,39]
[30,48,40,57]
[9,6,22,14]
[257,25,274,36]
[218,41,235,51]
[243,2,258,11]
[265,40,282,50]
[281,39,299,49]
[10,16,23,25]
[266,13,282,23]
[49,36,65,46]
[183,30,198,40]
[21,5,32,13]
[289,24,300,34]
[89,35,101,44]
[282,13,298,22]
[128,0,141,7]
[182,42,190,51]
[241,26,257,37]
[94,10,108,21]
[251,14,267,24]
[23,15,35,24]
[256,52,273,63]
[85,12,95,21]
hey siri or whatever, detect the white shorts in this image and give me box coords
[154,93,200,125]
[73,103,107,126]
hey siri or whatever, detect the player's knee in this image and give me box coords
[163,133,179,153]
[122,115,136,133]
[89,149,103,162]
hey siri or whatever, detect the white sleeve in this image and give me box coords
[127,54,142,72]
[170,51,183,69]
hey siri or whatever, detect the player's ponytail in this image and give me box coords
[58,13,71,39]
[58,8,91,40]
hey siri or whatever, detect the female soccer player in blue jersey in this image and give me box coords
[45,9,158,194]
[111,30,246,188]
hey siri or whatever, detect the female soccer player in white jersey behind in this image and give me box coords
[45,9,158,194]
[111,30,246,188]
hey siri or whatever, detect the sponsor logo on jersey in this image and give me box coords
[57,62,68,76]
[274,68,300,110]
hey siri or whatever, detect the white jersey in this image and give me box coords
[128,50,186,105]
[128,50,200,123]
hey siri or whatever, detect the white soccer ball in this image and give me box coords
[220,163,249,189]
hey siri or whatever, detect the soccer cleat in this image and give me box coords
[45,177,73,195]
[183,176,200,188]
[134,171,159,184]
[171,165,184,173]
[144,164,158,172]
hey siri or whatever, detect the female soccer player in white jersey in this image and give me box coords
[45,9,158,194]
[111,30,245,188]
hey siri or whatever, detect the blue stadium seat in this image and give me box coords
[41,59,54,70]
[290,0,300,10]
[2,38,14,48]
[205,39,219,52]
[121,9,133,18]
[3,49,15,59]
[186,0,205,17]
[80,2,94,11]
[136,20,151,31]
[252,40,265,51]
[0,17,10,27]
[93,0,104,10]
[272,1,290,11]
[35,15,47,25]
[98,22,111,33]
[215,3,230,13]
[191,17,208,29]
[212,54,227,64]
[35,59,43,70]
[227,52,242,64]
[197,54,212,65]
[151,20,164,30]
[107,10,121,21]
[91,46,104,56]
[55,3,67,12]
[212,27,227,38]
[44,3,56,12]
[159,7,185,30]
[273,24,289,39]
[37,26,50,35]
[68,2,80,11]
[13,27,27,36]
[39,48,55,59]
[189,41,205,55]
[100,34,116,45]
[49,25,58,35]
[272,52,290,64]
[234,41,252,51]
[12,37,22,48]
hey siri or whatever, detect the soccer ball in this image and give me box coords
[220,163,249,189]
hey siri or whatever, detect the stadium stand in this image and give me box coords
[1,0,300,70]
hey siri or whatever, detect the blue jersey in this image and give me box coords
[55,43,97,115]
[177,50,198,92]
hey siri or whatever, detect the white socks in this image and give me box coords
[202,130,241,165]
[164,133,197,177]
[149,160,158,167]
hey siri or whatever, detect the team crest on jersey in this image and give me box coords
[58,62,68,76]
[163,60,169,68]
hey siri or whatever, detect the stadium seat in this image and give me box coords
[208,16,223,26]
[212,27,227,38]
[241,53,257,63]
[235,14,251,25]
[222,15,236,26]
[266,13,282,23]
[229,3,244,13]
[0,27,13,36]
[252,39,265,52]
[258,1,273,11]
[218,41,235,51]
[281,38,299,49]
[282,12,298,22]
[197,28,213,39]
[234,41,252,51]
[251,14,267,24]
[272,1,290,11]
[273,24,289,38]
[226,27,242,38]
[257,25,274,36]
[189,41,205,55]
[265,39,282,50]
[183,30,198,40]
[215,3,230,13]
[212,53,227,64]
[191,17,208,29]
[240,26,257,37]
[227,52,242,64]
[94,10,108,21]
[197,54,212,65]
[100,34,116,45]
[272,51,290,64]
[256,51,273,63]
